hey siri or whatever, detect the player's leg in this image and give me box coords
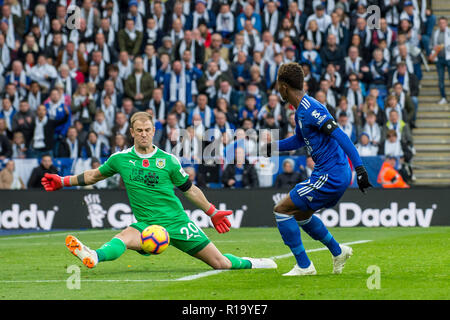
[65,226,140,268]
[289,172,353,274]
[167,219,276,270]
[193,242,277,270]
[95,226,141,262]
[273,193,317,275]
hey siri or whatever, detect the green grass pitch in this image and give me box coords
[0,227,448,300]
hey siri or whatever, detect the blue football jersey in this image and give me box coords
[295,94,348,172]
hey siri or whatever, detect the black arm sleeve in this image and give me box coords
[319,118,339,135]
[177,178,193,192]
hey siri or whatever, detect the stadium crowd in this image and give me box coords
[0,0,436,190]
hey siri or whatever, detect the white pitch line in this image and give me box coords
[0,239,372,284]
[0,230,113,241]
[175,239,372,281]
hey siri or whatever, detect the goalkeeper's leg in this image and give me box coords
[65,227,140,268]
[193,242,277,270]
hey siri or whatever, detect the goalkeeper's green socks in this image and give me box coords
[96,238,126,262]
[224,253,252,269]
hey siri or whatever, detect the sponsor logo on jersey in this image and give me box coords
[156,158,166,169]
[311,110,321,118]
[129,160,136,166]
[129,168,160,187]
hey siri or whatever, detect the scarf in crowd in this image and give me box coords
[170,70,186,104]
[217,12,234,33]
[125,27,137,41]
[9,70,27,97]
[66,138,79,159]
[149,99,166,122]
[205,70,221,98]
[33,115,48,149]
[178,40,196,64]
[192,10,209,29]
[81,7,95,36]
[264,8,279,36]
[101,103,116,130]
[127,12,144,32]
[88,139,102,159]
[345,56,362,75]
[62,50,78,67]
[143,55,157,78]
[392,70,410,94]
[192,105,213,128]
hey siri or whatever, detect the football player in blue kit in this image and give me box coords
[266,62,372,276]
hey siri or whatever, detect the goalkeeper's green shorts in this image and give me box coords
[130,219,211,256]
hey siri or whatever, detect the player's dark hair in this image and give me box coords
[277,62,304,91]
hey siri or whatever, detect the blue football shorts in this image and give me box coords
[289,165,352,212]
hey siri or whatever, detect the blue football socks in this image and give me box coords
[275,212,311,268]
[299,215,342,257]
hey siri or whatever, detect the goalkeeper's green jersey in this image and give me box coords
[98,145,190,224]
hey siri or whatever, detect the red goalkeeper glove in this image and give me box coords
[205,204,232,234]
[41,173,71,191]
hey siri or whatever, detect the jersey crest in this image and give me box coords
[156,158,166,169]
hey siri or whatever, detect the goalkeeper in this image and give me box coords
[41,112,276,270]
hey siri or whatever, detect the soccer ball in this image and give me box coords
[141,225,170,254]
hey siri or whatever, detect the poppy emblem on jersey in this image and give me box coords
[142,159,150,168]
[156,158,166,169]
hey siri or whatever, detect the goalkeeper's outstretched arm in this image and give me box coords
[182,183,232,234]
[41,169,107,191]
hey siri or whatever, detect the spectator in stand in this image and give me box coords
[27,154,58,189]
[362,111,382,149]
[385,109,414,159]
[388,61,419,125]
[237,3,262,33]
[274,158,305,189]
[392,82,416,127]
[345,73,365,112]
[71,83,96,131]
[0,130,12,160]
[11,131,27,159]
[57,126,82,159]
[0,159,24,189]
[111,112,132,147]
[384,129,404,158]
[11,100,34,146]
[304,19,323,51]
[337,111,357,144]
[222,146,259,189]
[163,60,198,110]
[118,18,143,58]
[431,16,450,105]
[124,56,154,110]
[83,131,109,159]
[300,39,322,77]
[28,104,69,158]
[189,94,215,128]
[184,165,207,189]
[90,109,112,149]
[356,132,379,156]
[320,33,344,71]
[305,4,331,34]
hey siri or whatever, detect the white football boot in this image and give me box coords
[243,257,278,269]
[282,261,317,276]
[65,235,99,269]
[332,245,353,274]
